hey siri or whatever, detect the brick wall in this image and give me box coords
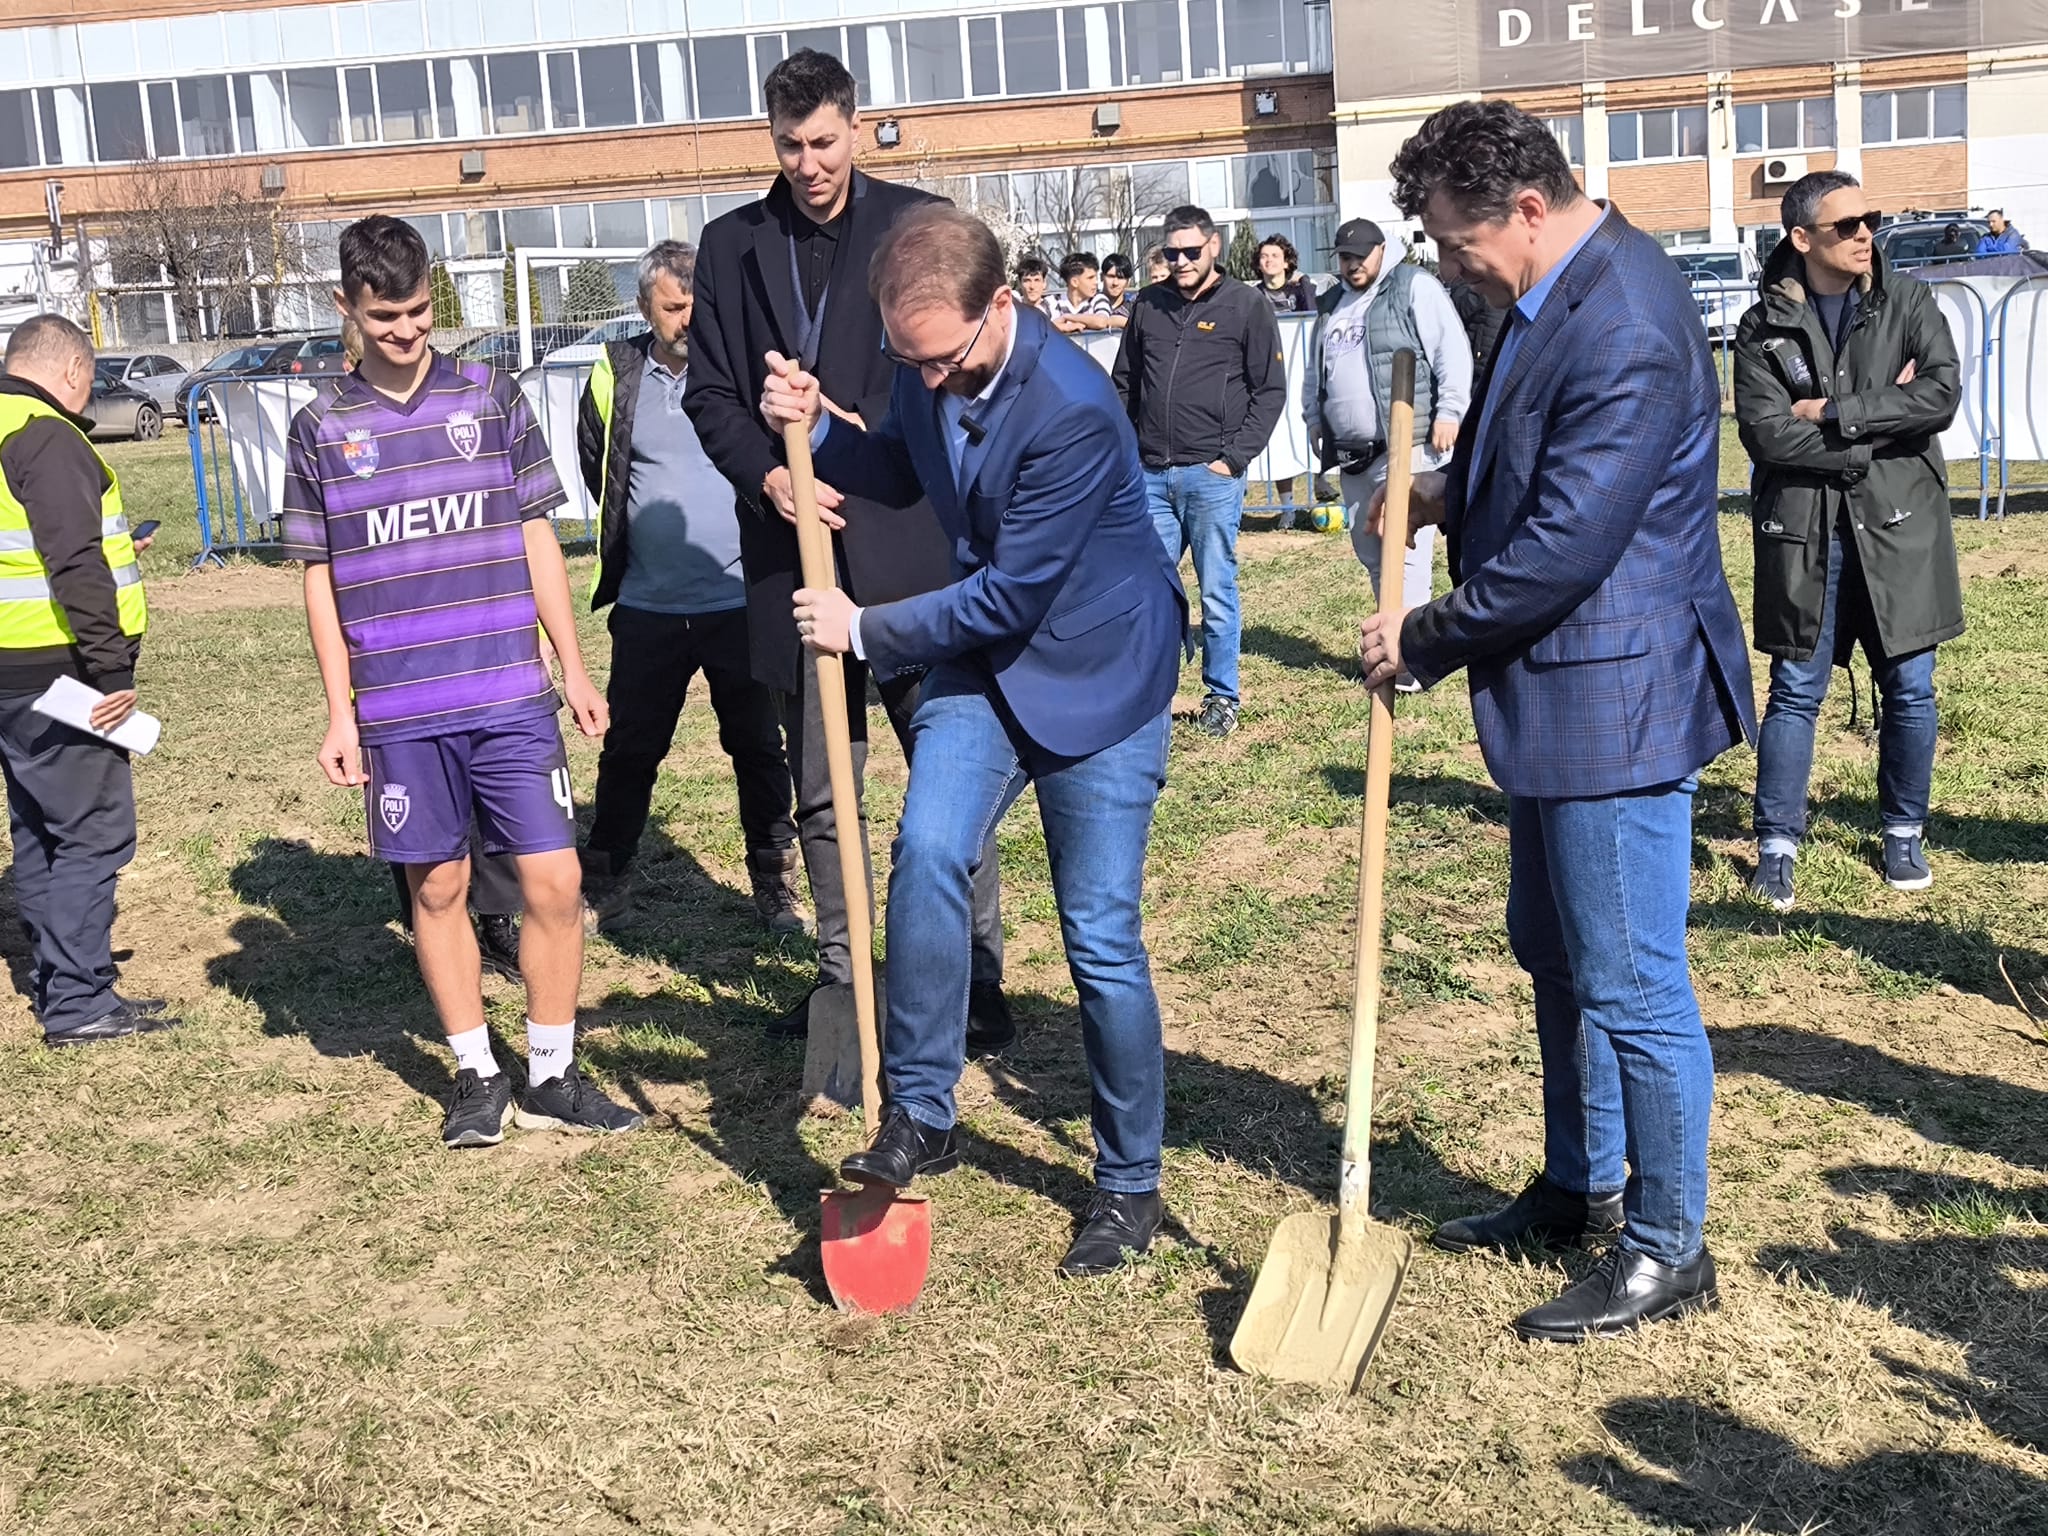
[0,76,1335,236]
[1735,152,1840,226]
[1862,143,1971,217]
[1608,161,1710,234]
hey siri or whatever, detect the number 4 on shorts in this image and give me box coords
[551,766,574,820]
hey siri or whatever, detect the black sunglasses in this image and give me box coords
[1812,210,1882,240]
[1162,244,1208,264]
[881,300,992,378]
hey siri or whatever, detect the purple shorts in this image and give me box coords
[362,715,575,865]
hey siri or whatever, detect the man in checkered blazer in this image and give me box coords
[1359,101,1756,1345]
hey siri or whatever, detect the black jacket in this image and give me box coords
[577,332,653,613]
[0,376,137,694]
[1111,274,1286,474]
[1733,244,1963,663]
[683,171,954,693]
[1448,280,1509,375]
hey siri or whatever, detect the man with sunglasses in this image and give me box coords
[1113,205,1287,739]
[1734,170,1962,910]
[761,204,1189,1278]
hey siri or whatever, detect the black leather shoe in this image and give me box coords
[475,912,521,982]
[1431,1174,1625,1254]
[1514,1247,1719,1343]
[763,983,823,1041]
[1058,1188,1164,1277]
[840,1107,960,1189]
[965,981,1016,1056]
[45,1002,184,1048]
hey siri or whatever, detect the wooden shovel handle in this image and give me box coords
[1339,349,1414,1224]
[784,420,882,1132]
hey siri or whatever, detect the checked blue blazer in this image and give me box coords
[1402,206,1757,800]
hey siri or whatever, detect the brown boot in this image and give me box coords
[748,847,812,936]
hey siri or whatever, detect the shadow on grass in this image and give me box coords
[1755,1164,2048,1456]
[1563,1394,2048,1534]
[1318,767,1508,823]
[1243,622,1359,676]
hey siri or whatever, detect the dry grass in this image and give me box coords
[0,433,2044,1532]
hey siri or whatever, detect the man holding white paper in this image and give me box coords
[0,315,176,1046]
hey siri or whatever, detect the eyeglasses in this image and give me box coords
[881,300,992,379]
[1812,211,1882,240]
[1162,244,1208,264]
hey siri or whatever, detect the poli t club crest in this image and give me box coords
[379,783,411,833]
[341,428,380,479]
[445,410,482,462]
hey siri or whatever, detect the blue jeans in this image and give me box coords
[1753,523,1937,851]
[1505,781,1714,1266]
[1147,466,1247,703]
[887,667,1171,1193]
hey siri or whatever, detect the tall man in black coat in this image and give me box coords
[685,49,1009,1047]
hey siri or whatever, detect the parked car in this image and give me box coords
[94,353,189,415]
[542,314,650,366]
[1874,217,1992,271]
[454,325,583,371]
[175,339,303,422]
[84,370,165,442]
[1668,244,1761,339]
[277,334,349,376]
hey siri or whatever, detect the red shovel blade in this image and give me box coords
[819,1185,932,1314]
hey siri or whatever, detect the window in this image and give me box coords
[504,206,557,249]
[234,72,288,154]
[1124,0,1183,84]
[180,75,234,156]
[1188,0,1222,78]
[1234,150,1317,208]
[146,81,179,157]
[753,35,786,114]
[1862,85,1966,145]
[344,66,376,143]
[168,15,227,73]
[636,41,688,123]
[904,19,963,103]
[1221,0,1283,72]
[1609,106,1708,163]
[592,200,647,247]
[434,56,486,137]
[1135,159,1190,211]
[848,24,904,109]
[1004,11,1062,97]
[1064,7,1123,92]
[1735,96,1834,154]
[0,90,37,169]
[694,36,751,119]
[377,61,431,142]
[1541,114,1584,166]
[545,51,579,129]
[403,213,447,257]
[579,46,635,129]
[368,1,427,54]
[285,68,343,148]
[968,17,1001,97]
[426,0,485,50]
[89,82,148,161]
[487,52,542,133]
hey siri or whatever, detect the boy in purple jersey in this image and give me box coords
[285,215,642,1149]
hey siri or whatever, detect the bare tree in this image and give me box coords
[901,135,1040,271]
[94,158,315,341]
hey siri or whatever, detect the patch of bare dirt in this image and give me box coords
[1959,545,2048,582]
[0,1324,163,1387]
[146,560,302,616]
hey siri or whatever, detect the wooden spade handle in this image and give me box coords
[784,420,882,1132]
[1338,348,1414,1227]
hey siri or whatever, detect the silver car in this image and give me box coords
[94,353,189,414]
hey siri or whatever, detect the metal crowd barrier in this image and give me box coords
[185,374,330,567]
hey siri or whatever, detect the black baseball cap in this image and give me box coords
[1333,218,1386,257]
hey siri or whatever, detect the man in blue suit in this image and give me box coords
[760,203,1190,1278]
[1359,101,1755,1342]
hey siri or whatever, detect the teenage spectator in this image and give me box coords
[1254,234,1317,313]
[1975,209,2026,256]
[576,240,806,936]
[1145,246,1169,287]
[1100,253,1135,328]
[1113,204,1287,740]
[1015,255,1054,317]
[1047,251,1114,332]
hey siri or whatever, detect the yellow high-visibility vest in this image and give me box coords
[0,392,147,650]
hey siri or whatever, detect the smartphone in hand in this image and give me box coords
[132,519,162,541]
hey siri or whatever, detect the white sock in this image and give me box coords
[449,1025,500,1079]
[526,1019,576,1085]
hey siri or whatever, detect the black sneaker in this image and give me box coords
[442,1068,513,1149]
[476,912,521,981]
[514,1061,644,1134]
[1190,695,1239,738]
[1883,832,1933,892]
[1749,852,1795,912]
[580,848,634,935]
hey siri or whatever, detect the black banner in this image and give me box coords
[1335,0,2048,100]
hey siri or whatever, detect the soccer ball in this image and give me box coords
[1308,501,1348,533]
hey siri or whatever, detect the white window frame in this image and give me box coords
[1609,106,1709,166]
[1863,85,1967,147]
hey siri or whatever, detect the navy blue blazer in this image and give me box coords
[815,305,1190,760]
[1403,208,1756,800]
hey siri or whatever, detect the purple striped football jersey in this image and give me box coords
[283,354,566,743]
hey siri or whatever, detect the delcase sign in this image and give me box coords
[1335,0,2048,99]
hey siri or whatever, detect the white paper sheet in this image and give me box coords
[31,674,162,755]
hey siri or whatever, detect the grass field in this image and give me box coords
[1,431,2045,1533]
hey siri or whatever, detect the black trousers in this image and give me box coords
[587,604,796,869]
[0,691,135,1031]
[779,654,1002,988]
